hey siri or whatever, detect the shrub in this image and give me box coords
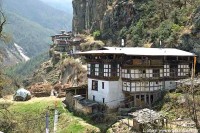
[93,30,101,40]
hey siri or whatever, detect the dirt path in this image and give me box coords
[0,95,64,103]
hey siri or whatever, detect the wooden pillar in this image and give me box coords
[75,88,77,95]
[134,94,136,107]
[86,89,88,99]
[139,94,141,107]
[148,94,151,105]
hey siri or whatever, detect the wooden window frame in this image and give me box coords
[93,95,95,101]
[178,64,189,76]
[103,98,105,103]
[104,64,111,77]
[87,64,91,75]
[92,80,98,91]
[153,69,160,78]
[99,64,104,76]
[164,64,170,77]
[95,64,99,76]
[123,82,130,91]
[117,64,120,76]
[91,64,95,76]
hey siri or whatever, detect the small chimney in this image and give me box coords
[160,40,162,48]
[121,39,125,47]
[61,30,65,34]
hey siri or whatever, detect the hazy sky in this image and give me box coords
[41,0,72,3]
[40,0,73,13]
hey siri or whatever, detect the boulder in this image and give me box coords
[13,88,31,101]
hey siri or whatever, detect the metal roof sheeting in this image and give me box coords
[76,47,195,56]
[128,108,163,124]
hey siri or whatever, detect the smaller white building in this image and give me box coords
[88,79,124,108]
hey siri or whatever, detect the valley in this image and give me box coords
[1,0,72,65]
[1,0,200,133]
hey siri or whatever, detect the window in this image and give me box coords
[102,82,104,89]
[150,95,153,103]
[117,64,120,76]
[95,64,99,76]
[180,68,184,73]
[170,65,178,77]
[87,64,91,75]
[123,82,130,91]
[103,98,105,103]
[153,69,160,77]
[139,69,146,78]
[93,95,95,101]
[92,80,98,91]
[91,64,95,76]
[143,70,146,74]
[99,64,104,76]
[164,65,170,77]
[141,95,145,101]
[104,64,111,77]
[146,95,149,104]
[127,69,131,74]
[178,65,189,76]
[111,63,118,77]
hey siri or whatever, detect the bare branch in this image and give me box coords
[0,10,6,35]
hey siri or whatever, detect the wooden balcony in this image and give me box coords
[87,74,119,81]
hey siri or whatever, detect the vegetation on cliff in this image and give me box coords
[73,0,200,57]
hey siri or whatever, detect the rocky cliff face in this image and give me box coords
[73,0,138,44]
[1,43,28,66]
[72,0,136,45]
[72,0,107,33]
[72,0,200,57]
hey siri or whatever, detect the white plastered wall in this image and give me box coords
[88,78,124,109]
[164,81,177,90]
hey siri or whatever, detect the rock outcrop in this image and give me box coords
[72,0,136,45]
[26,56,87,89]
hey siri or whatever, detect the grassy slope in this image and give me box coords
[0,97,99,133]
[0,93,198,132]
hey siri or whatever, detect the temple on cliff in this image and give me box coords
[50,30,83,54]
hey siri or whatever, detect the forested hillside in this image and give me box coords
[3,0,72,31]
[1,0,73,81]
[6,52,49,81]
[1,0,72,62]
[73,0,200,58]
[4,11,54,57]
